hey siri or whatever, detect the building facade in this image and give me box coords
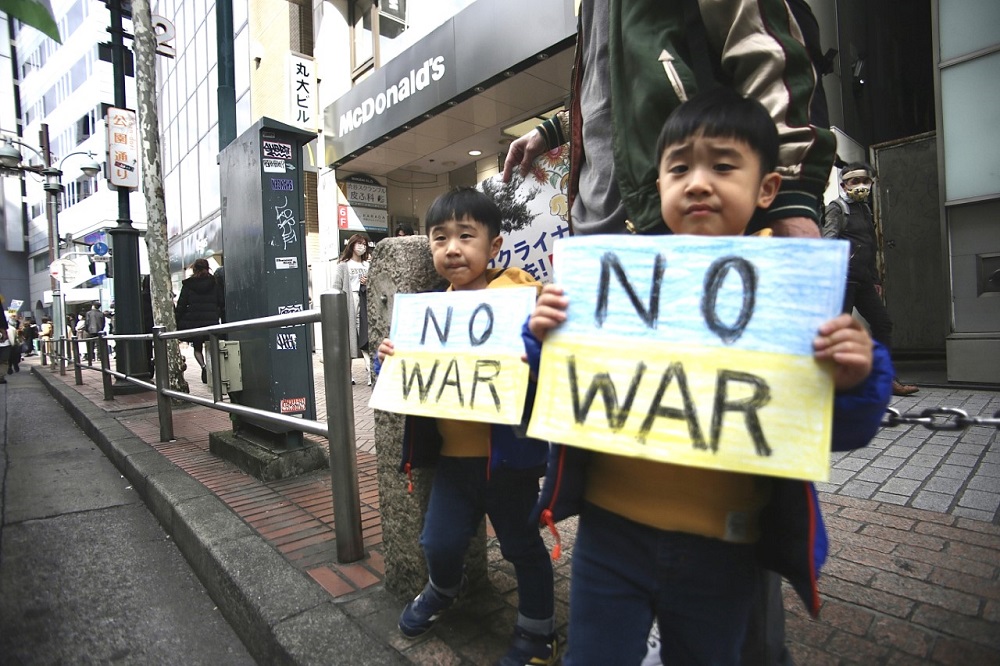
[3,0,149,321]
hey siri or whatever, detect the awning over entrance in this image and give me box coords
[323,0,576,178]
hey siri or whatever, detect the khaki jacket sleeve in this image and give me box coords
[700,0,836,221]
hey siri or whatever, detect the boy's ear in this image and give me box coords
[756,172,782,209]
[490,234,503,259]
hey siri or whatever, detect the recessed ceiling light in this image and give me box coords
[468,150,482,156]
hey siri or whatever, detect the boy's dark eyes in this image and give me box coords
[668,164,688,174]
[714,163,736,172]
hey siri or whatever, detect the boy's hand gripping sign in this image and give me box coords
[527,236,849,481]
[369,288,537,425]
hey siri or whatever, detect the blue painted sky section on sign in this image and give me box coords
[552,235,849,357]
[388,287,537,353]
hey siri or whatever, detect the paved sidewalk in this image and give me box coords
[18,351,1000,664]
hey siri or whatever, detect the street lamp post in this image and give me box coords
[0,125,101,371]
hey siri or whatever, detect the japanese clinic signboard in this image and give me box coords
[106,107,139,189]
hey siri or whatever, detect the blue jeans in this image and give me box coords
[566,503,758,665]
[420,457,553,623]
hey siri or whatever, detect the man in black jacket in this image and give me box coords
[823,163,917,396]
[82,303,106,362]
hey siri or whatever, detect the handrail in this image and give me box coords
[46,292,363,563]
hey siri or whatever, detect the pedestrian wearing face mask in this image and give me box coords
[823,162,917,396]
[332,234,372,385]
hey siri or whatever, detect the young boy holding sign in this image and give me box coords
[525,89,893,664]
[376,187,559,665]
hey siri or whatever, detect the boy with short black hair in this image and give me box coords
[377,187,558,665]
[525,88,893,664]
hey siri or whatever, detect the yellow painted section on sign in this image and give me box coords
[528,333,833,481]
[370,350,530,425]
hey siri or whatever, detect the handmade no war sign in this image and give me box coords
[527,235,849,481]
[369,288,537,425]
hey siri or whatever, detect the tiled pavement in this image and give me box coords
[26,350,1000,665]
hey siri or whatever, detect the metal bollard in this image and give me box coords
[51,338,60,374]
[72,337,83,385]
[98,337,114,401]
[320,291,364,563]
[153,326,174,441]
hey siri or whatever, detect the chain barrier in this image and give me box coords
[881,407,1000,431]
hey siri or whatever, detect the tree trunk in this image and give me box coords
[132,0,188,393]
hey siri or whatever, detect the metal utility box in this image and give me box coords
[219,118,317,447]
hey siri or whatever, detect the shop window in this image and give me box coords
[33,254,50,274]
[351,0,375,80]
[76,112,92,145]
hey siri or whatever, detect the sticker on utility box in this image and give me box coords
[262,140,292,160]
[263,158,286,173]
[275,257,299,270]
[280,396,307,413]
[276,332,298,350]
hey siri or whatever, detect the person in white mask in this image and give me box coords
[823,162,917,396]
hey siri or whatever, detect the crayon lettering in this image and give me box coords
[565,358,772,455]
[398,357,504,411]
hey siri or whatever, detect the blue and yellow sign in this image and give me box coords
[527,235,849,481]
[369,288,537,425]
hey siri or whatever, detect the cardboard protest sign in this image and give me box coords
[527,235,849,481]
[479,145,571,284]
[369,287,537,425]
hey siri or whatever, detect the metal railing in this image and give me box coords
[43,292,364,563]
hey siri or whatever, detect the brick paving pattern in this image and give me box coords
[29,351,1000,664]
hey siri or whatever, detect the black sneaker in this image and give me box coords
[398,583,456,638]
[496,626,561,666]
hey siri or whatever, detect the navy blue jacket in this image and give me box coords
[522,321,894,616]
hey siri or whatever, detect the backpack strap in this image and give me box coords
[822,199,849,239]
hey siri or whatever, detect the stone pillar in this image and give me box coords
[368,236,489,600]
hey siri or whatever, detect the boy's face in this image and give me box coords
[428,216,502,291]
[656,133,780,237]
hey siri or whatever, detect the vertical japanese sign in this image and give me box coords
[106,107,139,189]
[527,235,850,482]
[288,52,317,133]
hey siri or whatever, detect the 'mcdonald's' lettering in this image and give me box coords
[339,56,446,137]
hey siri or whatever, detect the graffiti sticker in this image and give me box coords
[262,140,293,160]
[280,396,307,413]
[276,332,298,350]
[263,158,286,173]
